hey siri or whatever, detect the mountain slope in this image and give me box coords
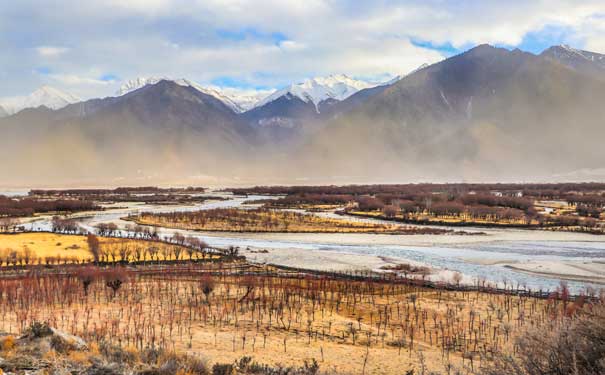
[541,45,605,79]
[243,75,380,143]
[298,45,605,181]
[117,77,247,113]
[0,80,254,184]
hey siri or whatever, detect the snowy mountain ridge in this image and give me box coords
[541,44,605,71]
[0,86,81,116]
[555,44,605,62]
[116,77,261,113]
[253,74,378,110]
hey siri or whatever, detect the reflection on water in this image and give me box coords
[24,193,605,293]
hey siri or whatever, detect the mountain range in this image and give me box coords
[1,44,604,185]
[0,74,385,118]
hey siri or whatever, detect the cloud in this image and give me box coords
[278,40,306,52]
[36,46,69,57]
[1,1,605,99]
[48,74,113,86]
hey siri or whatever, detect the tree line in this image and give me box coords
[0,196,97,217]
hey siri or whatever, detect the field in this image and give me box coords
[130,208,453,235]
[0,260,598,374]
[0,233,214,266]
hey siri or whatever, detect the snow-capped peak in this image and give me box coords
[0,86,81,116]
[254,74,377,110]
[116,77,248,113]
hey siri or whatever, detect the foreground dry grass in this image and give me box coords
[0,264,587,374]
[132,208,450,234]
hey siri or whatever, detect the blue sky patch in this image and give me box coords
[34,66,51,75]
[410,38,462,57]
[514,24,576,54]
[100,73,119,82]
[216,27,287,45]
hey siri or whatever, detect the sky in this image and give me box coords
[1,0,605,99]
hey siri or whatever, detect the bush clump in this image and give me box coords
[26,321,53,338]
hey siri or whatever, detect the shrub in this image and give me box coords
[0,335,15,351]
[50,335,72,353]
[26,322,53,338]
[212,363,233,375]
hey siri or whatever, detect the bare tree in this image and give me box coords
[87,234,101,264]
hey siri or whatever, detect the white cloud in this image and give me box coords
[36,46,70,57]
[48,74,111,86]
[573,14,605,52]
[1,1,605,99]
[279,40,306,52]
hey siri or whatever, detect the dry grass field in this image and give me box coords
[0,233,211,266]
[0,232,91,261]
[0,263,590,374]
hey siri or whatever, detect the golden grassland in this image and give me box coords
[0,265,582,374]
[0,232,91,261]
[0,233,213,265]
[132,208,448,234]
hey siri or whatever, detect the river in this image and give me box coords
[22,192,605,293]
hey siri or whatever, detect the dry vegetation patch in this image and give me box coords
[131,208,451,234]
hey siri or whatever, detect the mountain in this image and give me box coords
[217,88,273,112]
[541,45,605,79]
[117,77,249,113]
[319,64,433,120]
[297,44,605,181]
[0,105,7,118]
[242,75,381,141]
[253,74,374,110]
[0,80,255,184]
[0,86,80,115]
[2,44,605,185]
